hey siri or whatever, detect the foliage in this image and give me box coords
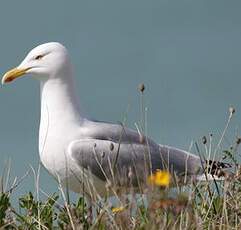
[1,162,241,229]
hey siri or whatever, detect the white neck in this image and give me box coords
[40,75,84,124]
[39,71,85,154]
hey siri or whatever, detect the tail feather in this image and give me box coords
[197,160,232,181]
[158,145,233,181]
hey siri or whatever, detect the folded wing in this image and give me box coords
[69,121,202,188]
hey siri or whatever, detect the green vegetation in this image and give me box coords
[1,161,241,229]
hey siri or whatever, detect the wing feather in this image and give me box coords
[69,121,202,187]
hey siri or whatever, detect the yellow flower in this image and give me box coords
[112,206,125,213]
[148,170,170,187]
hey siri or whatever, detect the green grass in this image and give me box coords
[1,163,241,229]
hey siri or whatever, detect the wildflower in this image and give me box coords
[148,170,170,187]
[112,206,125,213]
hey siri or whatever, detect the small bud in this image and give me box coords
[202,136,207,145]
[229,106,235,115]
[138,83,145,93]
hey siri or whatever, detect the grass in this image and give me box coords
[0,86,241,229]
[2,160,241,229]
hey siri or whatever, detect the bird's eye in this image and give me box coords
[35,54,44,60]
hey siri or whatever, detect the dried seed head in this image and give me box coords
[138,83,145,93]
[236,137,241,145]
[229,106,235,115]
[202,136,207,145]
[101,151,105,158]
[110,143,114,151]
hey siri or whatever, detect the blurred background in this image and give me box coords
[0,0,240,200]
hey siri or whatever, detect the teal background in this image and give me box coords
[0,1,240,199]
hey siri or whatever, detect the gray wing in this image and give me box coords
[69,120,202,187]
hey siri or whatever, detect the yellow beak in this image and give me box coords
[2,67,30,84]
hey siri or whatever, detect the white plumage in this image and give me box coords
[2,42,215,197]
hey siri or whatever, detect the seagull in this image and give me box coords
[1,42,225,197]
